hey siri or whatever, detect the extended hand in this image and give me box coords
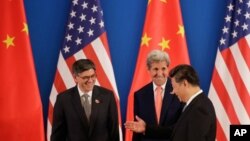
[124,115,146,133]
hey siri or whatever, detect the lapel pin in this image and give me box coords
[95,99,100,103]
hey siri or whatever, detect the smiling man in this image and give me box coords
[51,59,119,141]
[131,50,183,141]
[125,64,216,141]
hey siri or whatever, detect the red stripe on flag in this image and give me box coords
[216,119,227,141]
[238,38,250,70]
[100,33,111,59]
[54,70,67,94]
[48,102,54,124]
[212,68,240,123]
[221,49,250,116]
[65,55,77,74]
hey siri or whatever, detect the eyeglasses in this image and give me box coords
[77,74,96,81]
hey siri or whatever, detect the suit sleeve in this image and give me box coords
[51,95,67,141]
[108,92,119,141]
[132,92,142,141]
[144,124,172,139]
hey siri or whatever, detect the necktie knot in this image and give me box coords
[82,94,89,101]
[156,86,162,94]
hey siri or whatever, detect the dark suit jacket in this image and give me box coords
[171,93,216,141]
[145,93,216,141]
[133,79,183,141]
[51,85,119,141]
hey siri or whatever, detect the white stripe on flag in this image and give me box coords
[47,121,52,141]
[58,52,75,89]
[245,34,250,49]
[49,85,58,106]
[208,84,230,141]
[91,38,119,97]
[230,43,250,94]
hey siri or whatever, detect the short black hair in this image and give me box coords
[169,64,200,86]
[72,59,96,75]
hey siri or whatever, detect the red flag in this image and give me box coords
[208,0,250,140]
[0,0,45,141]
[125,0,189,140]
[46,0,123,140]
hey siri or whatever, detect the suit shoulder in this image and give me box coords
[134,82,152,94]
[57,86,76,98]
[94,85,113,94]
[199,93,214,106]
[195,94,216,114]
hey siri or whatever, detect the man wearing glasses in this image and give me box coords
[51,59,119,141]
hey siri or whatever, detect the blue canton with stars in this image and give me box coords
[62,0,105,59]
[219,0,250,51]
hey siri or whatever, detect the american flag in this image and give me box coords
[208,0,250,140]
[46,0,123,140]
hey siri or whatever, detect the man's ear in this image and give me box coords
[73,74,78,82]
[183,80,188,86]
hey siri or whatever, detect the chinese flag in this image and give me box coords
[125,0,189,140]
[0,0,45,141]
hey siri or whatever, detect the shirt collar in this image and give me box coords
[77,84,93,98]
[153,81,167,92]
[185,89,203,107]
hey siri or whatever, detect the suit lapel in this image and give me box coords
[159,79,173,124]
[71,87,90,131]
[147,83,158,124]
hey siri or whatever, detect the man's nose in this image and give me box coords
[156,70,164,75]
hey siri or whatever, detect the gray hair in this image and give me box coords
[146,50,170,69]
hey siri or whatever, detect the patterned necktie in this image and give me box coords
[81,94,91,120]
[155,86,163,124]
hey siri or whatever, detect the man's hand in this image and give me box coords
[124,116,146,133]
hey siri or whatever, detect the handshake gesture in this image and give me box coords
[124,116,146,133]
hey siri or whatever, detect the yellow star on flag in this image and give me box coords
[22,22,29,35]
[158,38,170,50]
[160,0,167,3]
[148,0,152,4]
[3,35,15,48]
[141,33,152,47]
[177,25,185,37]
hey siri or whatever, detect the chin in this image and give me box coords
[155,81,165,86]
[154,78,166,85]
[85,85,94,91]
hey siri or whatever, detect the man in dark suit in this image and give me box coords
[125,64,216,141]
[132,50,183,141]
[51,59,119,141]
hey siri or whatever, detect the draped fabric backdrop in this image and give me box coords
[2,0,231,140]
[0,0,44,140]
